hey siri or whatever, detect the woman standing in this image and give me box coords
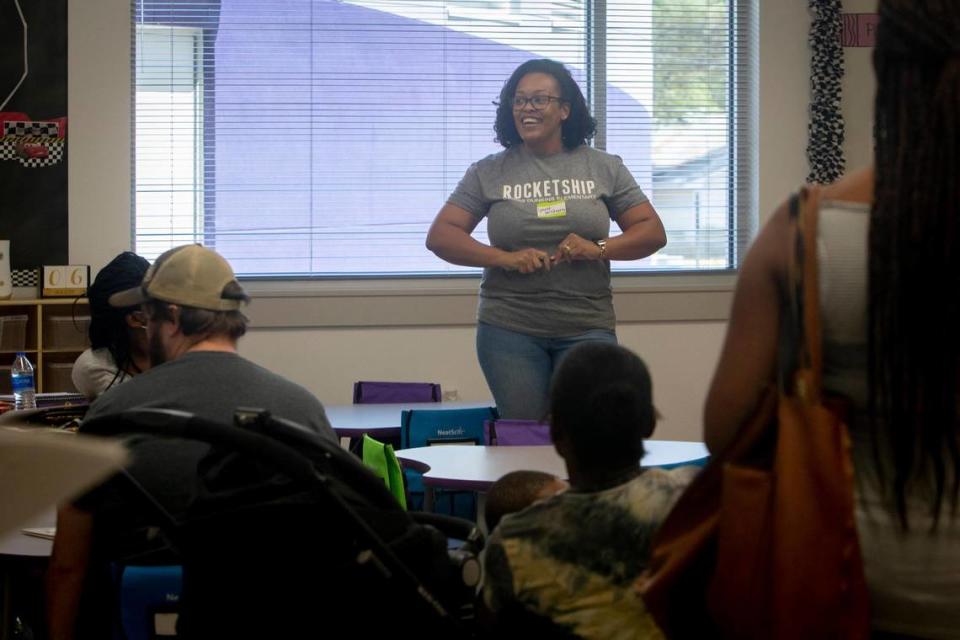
[426,59,666,419]
[704,2,960,634]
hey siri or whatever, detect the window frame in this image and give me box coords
[240,270,737,328]
[130,0,757,285]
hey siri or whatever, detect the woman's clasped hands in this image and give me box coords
[500,234,602,273]
[551,233,602,263]
[500,247,553,273]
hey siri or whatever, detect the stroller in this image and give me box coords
[82,408,484,639]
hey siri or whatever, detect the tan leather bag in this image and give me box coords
[637,186,870,639]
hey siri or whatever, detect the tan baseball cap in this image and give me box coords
[109,244,248,311]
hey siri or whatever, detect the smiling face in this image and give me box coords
[512,72,570,155]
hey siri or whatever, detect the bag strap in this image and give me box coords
[788,185,824,402]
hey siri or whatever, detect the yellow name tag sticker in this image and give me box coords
[537,200,567,219]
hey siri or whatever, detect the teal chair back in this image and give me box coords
[650,455,711,471]
[400,406,496,449]
[117,564,183,640]
[400,406,497,517]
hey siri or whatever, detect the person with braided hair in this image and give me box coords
[482,342,696,638]
[704,1,960,635]
[71,252,151,398]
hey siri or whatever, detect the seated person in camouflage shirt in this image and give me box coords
[482,342,697,639]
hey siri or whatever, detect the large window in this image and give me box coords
[134,0,757,276]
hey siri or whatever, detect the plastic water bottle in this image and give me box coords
[11,352,37,410]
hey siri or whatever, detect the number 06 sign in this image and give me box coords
[42,265,90,297]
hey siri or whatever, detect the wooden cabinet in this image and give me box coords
[0,298,90,393]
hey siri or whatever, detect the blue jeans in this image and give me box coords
[476,322,618,420]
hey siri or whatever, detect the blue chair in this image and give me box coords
[116,564,183,640]
[400,406,497,517]
[484,419,552,446]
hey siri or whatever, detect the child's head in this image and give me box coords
[549,342,656,472]
[485,470,568,531]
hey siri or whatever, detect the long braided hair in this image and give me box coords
[86,252,150,391]
[869,0,960,529]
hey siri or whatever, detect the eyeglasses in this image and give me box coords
[512,95,564,110]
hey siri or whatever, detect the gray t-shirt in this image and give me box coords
[80,350,336,515]
[448,145,648,337]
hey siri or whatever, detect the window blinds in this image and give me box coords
[133,0,758,276]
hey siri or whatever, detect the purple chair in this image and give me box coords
[484,419,552,446]
[352,381,442,404]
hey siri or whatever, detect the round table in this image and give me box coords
[396,441,710,492]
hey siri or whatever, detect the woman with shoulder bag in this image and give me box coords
[704,2,960,636]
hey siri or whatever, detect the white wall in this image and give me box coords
[66,0,875,442]
[239,322,728,441]
[67,0,132,267]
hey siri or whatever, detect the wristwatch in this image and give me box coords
[596,239,608,259]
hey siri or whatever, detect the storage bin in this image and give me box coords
[0,314,28,352]
[45,315,90,350]
[44,361,78,393]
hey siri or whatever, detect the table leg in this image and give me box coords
[424,486,435,512]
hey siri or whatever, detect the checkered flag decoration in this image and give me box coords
[0,117,66,168]
[11,269,39,287]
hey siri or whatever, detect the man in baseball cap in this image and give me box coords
[108,243,248,312]
[106,244,252,366]
[48,244,336,639]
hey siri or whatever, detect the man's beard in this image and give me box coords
[148,328,168,366]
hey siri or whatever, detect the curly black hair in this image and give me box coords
[494,59,596,150]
